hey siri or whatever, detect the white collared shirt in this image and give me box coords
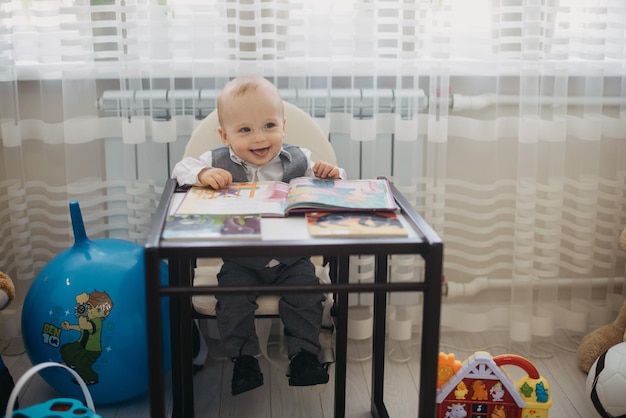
[172,146,345,186]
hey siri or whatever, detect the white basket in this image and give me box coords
[5,361,98,418]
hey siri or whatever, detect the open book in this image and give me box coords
[173,177,398,218]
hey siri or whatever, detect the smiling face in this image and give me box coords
[217,78,286,167]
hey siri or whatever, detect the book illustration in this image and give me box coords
[306,211,408,238]
[162,214,261,240]
[174,177,398,218]
[286,178,395,211]
[175,182,288,216]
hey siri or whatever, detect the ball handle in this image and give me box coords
[69,201,89,244]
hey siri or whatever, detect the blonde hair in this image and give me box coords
[217,76,283,126]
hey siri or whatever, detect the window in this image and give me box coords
[2,0,623,79]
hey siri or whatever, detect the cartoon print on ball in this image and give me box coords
[59,290,114,386]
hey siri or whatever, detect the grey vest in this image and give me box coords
[213,144,309,269]
[211,144,308,183]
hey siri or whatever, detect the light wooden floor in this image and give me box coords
[3,324,600,417]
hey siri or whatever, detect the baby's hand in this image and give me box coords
[198,168,233,190]
[313,161,341,179]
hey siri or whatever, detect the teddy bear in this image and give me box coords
[0,271,17,412]
[576,226,626,373]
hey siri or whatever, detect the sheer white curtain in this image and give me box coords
[1,0,625,356]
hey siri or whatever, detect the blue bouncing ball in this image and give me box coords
[22,201,170,404]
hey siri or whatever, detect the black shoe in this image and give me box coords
[231,355,263,396]
[287,350,329,387]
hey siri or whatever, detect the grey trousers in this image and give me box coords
[215,257,324,359]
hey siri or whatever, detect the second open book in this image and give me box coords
[173,177,398,217]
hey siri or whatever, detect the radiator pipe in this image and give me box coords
[98,89,626,114]
[451,93,626,111]
[98,88,429,110]
[444,276,620,299]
